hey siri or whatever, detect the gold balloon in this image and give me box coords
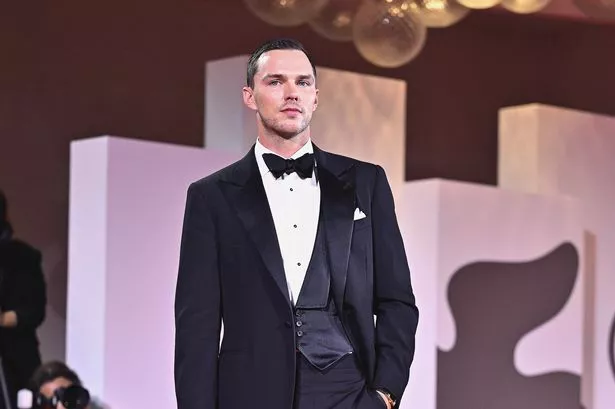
[415,0,470,28]
[243,0,329,27]
[309,0,361,42]
[501,0,552,13]
[353,0,428,68]
[573,0,615,19]
[456,0,501,9]
[600,0,615,9]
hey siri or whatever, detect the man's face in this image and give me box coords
[243,49,319,139]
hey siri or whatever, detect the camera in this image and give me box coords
[34,385,90,409]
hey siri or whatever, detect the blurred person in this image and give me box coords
[0,189,46,407]
[28,361,90,409]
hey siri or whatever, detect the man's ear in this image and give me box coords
[243,87,257,111]
[313,88,319,112]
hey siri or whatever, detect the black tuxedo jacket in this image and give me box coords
[174,145,418,409]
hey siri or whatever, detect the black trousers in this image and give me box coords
[0,348,41,409]
[294,353,385,409]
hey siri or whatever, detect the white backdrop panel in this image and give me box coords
[499,103,615,409]
[67,136,240,408]
[398,179,584,409]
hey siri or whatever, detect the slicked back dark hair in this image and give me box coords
[246,38,317,89]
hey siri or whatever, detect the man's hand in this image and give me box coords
[0,311,18,328]
[376,390,393,409]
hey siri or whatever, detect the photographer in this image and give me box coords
[28,361,90,409]
[0,189,46,407]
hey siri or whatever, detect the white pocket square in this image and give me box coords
[353,207,367,221]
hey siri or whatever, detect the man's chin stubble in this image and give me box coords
[265,123,308,140]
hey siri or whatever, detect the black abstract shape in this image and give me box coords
[437,242,584,409]
[609,312,615,382]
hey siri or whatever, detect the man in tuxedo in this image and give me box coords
[174,38,418,409]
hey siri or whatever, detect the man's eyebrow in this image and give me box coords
[261,73,314,81]
[296,74,315,81]
[262,73,285,81]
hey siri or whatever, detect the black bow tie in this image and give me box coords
[262,152,315,179]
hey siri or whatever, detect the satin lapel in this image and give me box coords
[218,149,291,308]
[316,151,356,315]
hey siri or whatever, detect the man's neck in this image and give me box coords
[258,130,311,159]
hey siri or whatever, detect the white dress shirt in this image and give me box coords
[254,138,320,305]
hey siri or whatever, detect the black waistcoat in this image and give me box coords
[293,213,354,370]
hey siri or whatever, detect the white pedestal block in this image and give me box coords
[67,136,240,409]
[398,179,584,409]
[499,103,615,409]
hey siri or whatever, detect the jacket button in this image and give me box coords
[296,320,303,327]
[297,330,304,337]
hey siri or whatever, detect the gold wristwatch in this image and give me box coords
[377,389,396,408]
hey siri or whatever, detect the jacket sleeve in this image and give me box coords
[370,165,419,404]
[174,182,221,409]
[12,250,47,331]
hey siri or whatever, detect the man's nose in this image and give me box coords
[284,83,299,100]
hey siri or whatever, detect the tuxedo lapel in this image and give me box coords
[314,146,356,315]
[219,147,291,308]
